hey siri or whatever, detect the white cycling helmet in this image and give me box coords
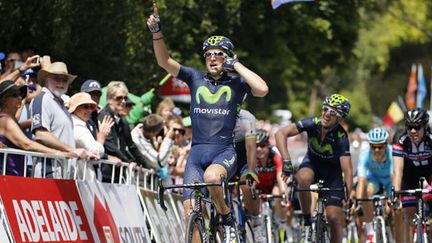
[367,128,389,144]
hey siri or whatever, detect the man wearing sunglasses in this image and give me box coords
[392,108,432,243]
[355,128,392,243]
[147,3,268,242]
[275,94,353,243]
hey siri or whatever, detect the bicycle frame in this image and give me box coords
[291,180,347,243]
[259,194,286,243]
[393,177,432,243]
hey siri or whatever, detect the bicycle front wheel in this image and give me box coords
[186,212,208,243]
[414,223,427,243]
[374,220,383,243]
[315,217,330,243]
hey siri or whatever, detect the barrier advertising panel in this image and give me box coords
[77,181,151,243]
[140,190,182,243]
[0,176,94,242]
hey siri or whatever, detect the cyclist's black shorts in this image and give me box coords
[299,154,344,207]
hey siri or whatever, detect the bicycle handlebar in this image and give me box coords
[157,181,223,211]
[259,193,286,201]
[157,177,247,211]
[355,195,388,202]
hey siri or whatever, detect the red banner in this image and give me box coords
[158,76,191,103]
[0,176,94,243]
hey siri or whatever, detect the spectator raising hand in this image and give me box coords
[97,115,114,144]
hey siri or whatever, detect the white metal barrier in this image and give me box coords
[0,147,158,190]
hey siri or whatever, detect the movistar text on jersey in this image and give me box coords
[193,107,231,115]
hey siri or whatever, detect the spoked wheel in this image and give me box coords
[186,212,209,243]
[315,217,330,243]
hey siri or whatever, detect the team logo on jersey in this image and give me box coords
[223,155,236,167]
[313,117,321,125]
[310,137,333,154]
[196,85,231,105]
[337,131,346,138]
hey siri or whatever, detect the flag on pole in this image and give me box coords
[416,64,426,108]
[383,101,405,127]
[271,0,314,9]
[405,64,417,110]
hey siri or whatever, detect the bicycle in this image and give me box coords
[290,180,347,243]
[356,195,390,243]
[342,207,359,243]
[158,175,242,243]
[231,176,256,243]
[393,177,432,243]
[259,193,288,243]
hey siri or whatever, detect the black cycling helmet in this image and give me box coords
[405,108,429,126]
[256,129,269,144]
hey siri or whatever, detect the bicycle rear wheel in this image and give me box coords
[186,212,209,243]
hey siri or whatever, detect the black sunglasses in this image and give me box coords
[406,124,423,131]
[174,128,186,136]
[80,104,95,110]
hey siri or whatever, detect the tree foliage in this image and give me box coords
[2,0,430,130]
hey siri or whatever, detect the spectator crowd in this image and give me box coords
[0,50,191,184]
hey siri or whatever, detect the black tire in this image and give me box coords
[414,223,424,243]
[186,212,208,243]
[374,221,383,243]
[315,217,329,243]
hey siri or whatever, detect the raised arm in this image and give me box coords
[233,62,268,97]
[147,2,181,77]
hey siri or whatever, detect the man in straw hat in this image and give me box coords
[30,61,96,178]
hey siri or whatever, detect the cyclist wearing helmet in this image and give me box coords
[255,129,291,232]
[275,94,353,243]
[392,108,432,243]
[147,3,268,242]
[232,110,266,242]
[355,128,392,243]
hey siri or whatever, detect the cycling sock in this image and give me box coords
[303,214,312,226]
[221,212,234,226]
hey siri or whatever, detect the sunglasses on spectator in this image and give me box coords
[406,124,423,131]
[370,143,386,150]
[174,128,186,136]
[6,59,18,62]
[89,91,102,97]
[322,106,341,117]
[80,104,95,110]
[113,95,128,102]
[203,51,225,59]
